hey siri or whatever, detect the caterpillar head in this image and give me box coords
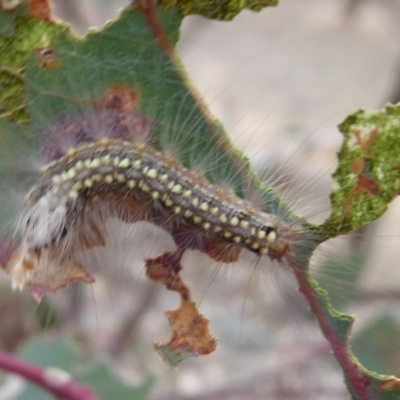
[257,215,305,261]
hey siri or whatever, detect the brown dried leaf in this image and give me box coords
[145,250,217,366]
[4,247,94,302]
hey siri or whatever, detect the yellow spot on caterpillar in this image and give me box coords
[203,222,211,230]
[192,198,199,207]
[219,214,227,223]
[172,184,183,194]
[224,231,232,239]
[105,175,113,184]
[69,191,79,199]
[127,180,136,188]
[257,230,266,239]
[72,181,83,191]
[152,191,160,200]
[267,231,277,242]
[200,202,209,212]
[84,178,93,188]
[133,160,141,169]
[113,157,120,167]
[183,190,192,198]
[146,169,158,179]
[102,155,111,164]
[141,182,151,193]
[260,247,268,255]
[66,168,76,180]
[211,207,219,215]
[116,174,126,183]
[193,216,202,224]
[118,158,130,168]
[251,243,260,250]
[92,174,102,182]
[213,226,222,233]
[167,181,174,190]
[230,217,239,226]
[240,220,249,229]
[75,161,84,170]
[233,236,241,243]
[245,239,251,244]
[142,166,149,175]
[251,228,256,236]
[89,159,101,169]
[164,197,173,207]
[160,174,169,183]
[184,210,193,218]
[174,206,182,214]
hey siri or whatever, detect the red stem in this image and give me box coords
[0,350,101,400]
[288,257,370,400]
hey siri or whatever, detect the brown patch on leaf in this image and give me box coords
[29,0,52,21]
[98,84,138,112]
[352,126,378,157]
[354,174,379,196]
[342,167,380,218]
[35,47,57,68]
[350,158,379,196]
[351,158,364,174]
[145,249,217,366]
[341,127,380,218]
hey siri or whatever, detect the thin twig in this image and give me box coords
[0,350,101,400]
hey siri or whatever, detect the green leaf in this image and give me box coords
[0,4,67,122]
[352,315,400,375]
[321,105,400,237]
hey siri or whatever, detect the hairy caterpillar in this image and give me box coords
[2,107,306,299]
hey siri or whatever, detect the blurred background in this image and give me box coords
[2,0,400,399]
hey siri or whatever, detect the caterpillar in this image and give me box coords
[2,108,305,299]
